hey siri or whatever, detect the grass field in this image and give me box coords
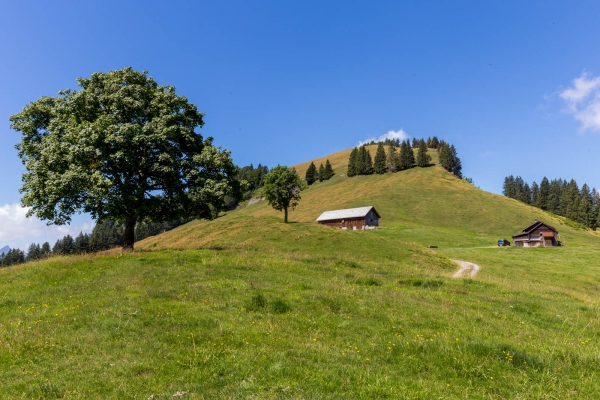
[1,147,599,398]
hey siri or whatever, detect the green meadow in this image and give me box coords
[1,146,599,398]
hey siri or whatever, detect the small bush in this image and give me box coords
[398,278,444,289]
[270,298,291,314]
[245,293,267,312]
[335,260,361,269]
[355,277,382,286]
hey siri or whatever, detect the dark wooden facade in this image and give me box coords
[512,220,558,247]
[317,207,380,230]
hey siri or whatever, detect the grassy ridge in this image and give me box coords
[1,146,600,398]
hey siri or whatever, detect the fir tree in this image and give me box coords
[305,162,318,185]
[324,159,334,180]
[398,141,414,170]
[411,138,419,148]
[449,145,462,178]
[373,142,387,174]
[531,182,540,208]
[387,143,397,172]
[318,163,325,182]
[360,146,374,175]
[347,148,358,177]
[416,140,431,167]
[431,136,440,149]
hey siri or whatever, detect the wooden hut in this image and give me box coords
[512,220,558,247]
[316,206,380,230]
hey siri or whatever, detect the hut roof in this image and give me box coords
[316,206,380,222]
[520,220,557,234]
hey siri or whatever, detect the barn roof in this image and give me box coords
[316,206,381,222]
[520,220,557,234]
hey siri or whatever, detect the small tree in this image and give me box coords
[347,148,358,177]
[324,159,334,180]
[359,146,374,175]
[416,140,431,167]
[373,142,387,174]
[305,162,318,185]
[318,163,325,182]
[387,143,397,172]
[263,166,303,223]
[398,141,414,170]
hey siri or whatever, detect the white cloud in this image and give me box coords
[0,204,94,250]
[559,72,600,131]
[359,129,409,146]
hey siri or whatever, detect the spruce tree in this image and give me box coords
[449,145,462,178]
[539,177,550,210]
[439,144,451,171]
[318,163,325,182]
[531,182,540,207]
[411,138,419,148]
[347,148,358,177]
[399,141,414,170]
[503,176,515,198]
[387,143,397,172]
[362,146,374,175]
[324,159,334,180]
[431,136,440,149]
[416,140,431,167]
[373,142,387,174]
[305,162,317,185]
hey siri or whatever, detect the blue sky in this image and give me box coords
[1,1,599,249]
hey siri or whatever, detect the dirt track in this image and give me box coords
[451,260,481,278]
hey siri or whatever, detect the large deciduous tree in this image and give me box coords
[10,67,240,251]
[263,166,303,223]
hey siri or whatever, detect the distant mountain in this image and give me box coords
[0,245,9,255]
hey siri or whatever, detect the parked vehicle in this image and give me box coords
[497,239,511,246]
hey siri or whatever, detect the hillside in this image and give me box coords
[2,146,600,398]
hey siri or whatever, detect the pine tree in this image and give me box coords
[426,137,432,148]
[449,145,462,178]
[439,143,452,171]
[416,140,431,167]
[503,175,516,198]
[318,163,325,182]
[431,136,440,149]
[324,159,334,180]
[347,148,358,177]
[373,142,387,174]
[355,147,366,175]
[387,143,397,172]
[361,146,374,175]
[539,177,550,210]
[305,162,318,185]
[41,242,51,257]
[411,138,419,148]
[531,182,540,207]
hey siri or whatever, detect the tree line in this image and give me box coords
[0,219,188,268]
[305,159,335,185]
[346,136,462,177]
[503,176,600,230]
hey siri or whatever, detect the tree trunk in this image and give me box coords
[284,207,288,223]
[122,215,137,251]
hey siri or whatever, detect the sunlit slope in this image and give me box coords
[139,145,599,252]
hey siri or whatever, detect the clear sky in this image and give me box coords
[1,1,599,249]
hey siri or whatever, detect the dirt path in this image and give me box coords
[451,260,481,278]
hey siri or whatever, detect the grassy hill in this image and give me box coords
[2,146,600,398]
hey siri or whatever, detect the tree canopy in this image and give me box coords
[263,166,303,223]
[10,67,240,250]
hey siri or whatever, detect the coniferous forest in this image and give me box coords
[0,220,189,268]
[347,136,462,178]
[503,175,600,230]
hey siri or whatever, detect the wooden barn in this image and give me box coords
[316,206,380,230]
[512,220,558,247]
